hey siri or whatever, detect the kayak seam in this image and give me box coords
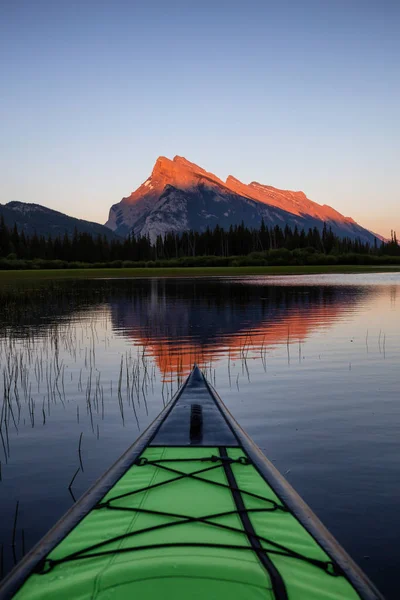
[97,574,273,592]
[219,446,289,600]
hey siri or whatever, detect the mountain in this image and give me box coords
[0,201,119,240]
[105,156,379,244]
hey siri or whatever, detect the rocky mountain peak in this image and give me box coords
[226,175,244,187]
[105,155,378,245]
[150,156,177,180]
[149,156,198,190]
[149,155,194,180]
[149,155,225,189]
[172,155,206,173]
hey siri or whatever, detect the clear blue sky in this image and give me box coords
[1,0,399,236]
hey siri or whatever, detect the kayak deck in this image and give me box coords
[2,366,383,600]
[13,446,359,600]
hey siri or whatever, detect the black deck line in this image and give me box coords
[219,446,288,600]
[150,366,238,446]
[189,404,203,444]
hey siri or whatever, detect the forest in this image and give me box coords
[0,217,399,269]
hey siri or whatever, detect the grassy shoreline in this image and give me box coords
[0,264,400,281]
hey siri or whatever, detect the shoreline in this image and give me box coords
[1,264,400,281]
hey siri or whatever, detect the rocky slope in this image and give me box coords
[105,156,378,244]
[0,201,119,240]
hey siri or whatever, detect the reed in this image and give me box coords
[11,501,19,565]
[68,467,80,495]
[78,432,84,472]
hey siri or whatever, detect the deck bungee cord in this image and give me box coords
[33,452,340,581]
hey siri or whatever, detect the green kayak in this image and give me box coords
[0,365,383,599]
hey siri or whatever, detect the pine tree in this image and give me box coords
[0,216,11,257]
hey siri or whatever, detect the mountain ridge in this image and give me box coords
[105,156,380,244]
[0,201,119,240]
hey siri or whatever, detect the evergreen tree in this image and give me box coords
[1,217,399,264]
[0,216,11,257]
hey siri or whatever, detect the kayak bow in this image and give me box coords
[0,365,384,599]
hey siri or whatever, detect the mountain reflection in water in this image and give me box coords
[109,278,370,377]
[0,277,373,379]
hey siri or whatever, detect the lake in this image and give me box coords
[0,272,399,598]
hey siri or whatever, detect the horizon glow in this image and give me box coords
[0,0,399,238]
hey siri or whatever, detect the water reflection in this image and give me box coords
[111,279,372,376]
[0,275,399,598]
[0,277,375,375]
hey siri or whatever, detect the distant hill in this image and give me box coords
[105,155,380,244]
[0,201,119,240]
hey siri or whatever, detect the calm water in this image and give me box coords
[0,273,399,598]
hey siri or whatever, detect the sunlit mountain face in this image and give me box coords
[108,278,371,379]
[105,156,379,243]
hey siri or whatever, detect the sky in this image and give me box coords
[1,0,399,237]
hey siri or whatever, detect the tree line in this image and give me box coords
[0,216,399,268]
